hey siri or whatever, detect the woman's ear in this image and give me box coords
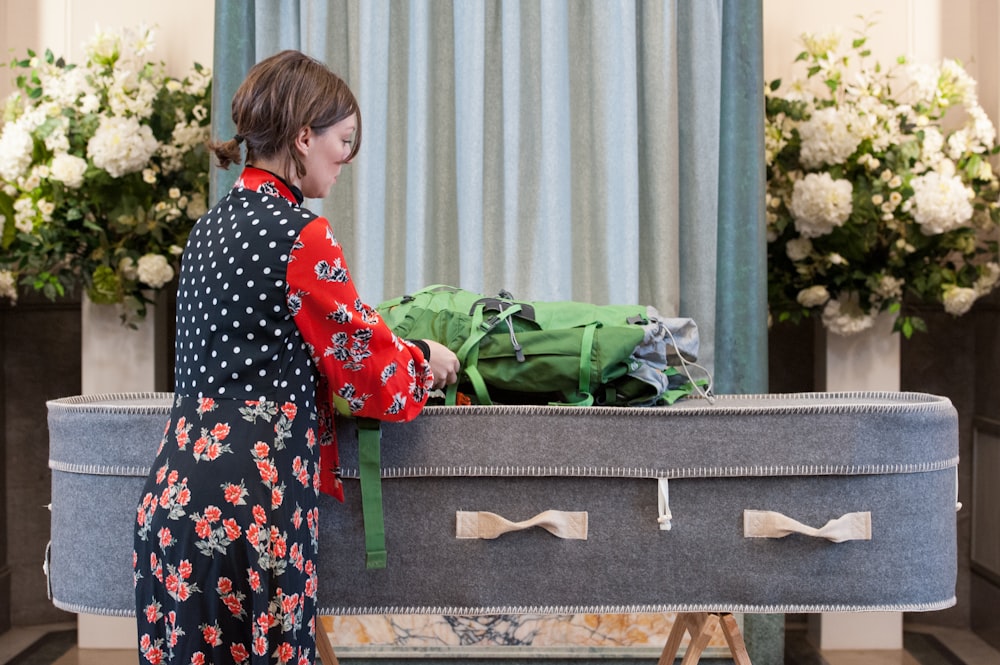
[293,126,312,157]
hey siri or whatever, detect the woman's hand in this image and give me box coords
[423,340,460,389]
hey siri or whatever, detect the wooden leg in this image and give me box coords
[680,613,720,665]
[719,613,753,665]
[658,613,692,665]
[315,622,340,665]
[658,612,752,665]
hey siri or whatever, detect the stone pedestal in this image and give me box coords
[810,312,903,650]
[78,295,168,649]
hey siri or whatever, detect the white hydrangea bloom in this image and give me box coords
[875,275,905,300]
[967,105,997,148]
[920,126,944,164]
[49,153,89,188]
[790,172,854,238]
[942,286,977,316]
[108,76,158,119]
[893,62,939,107]
[185,193,208,220]
[796,285,830,307]
[0,120,34,181]
[946,130,970,160]
[119,257,139,281]
[0,270,17,302]
[910,171,974,234]
[13,197,36,233]
[974,263,1000,295]
[136,253,174,288]
[785,237,813,262]
[797,107,862,168]
[940,59,977,106]
[821,294,877,336]
[87,115,159,178]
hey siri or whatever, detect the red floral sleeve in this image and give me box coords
[287,217,433,498]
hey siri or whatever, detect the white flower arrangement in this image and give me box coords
[0,24,211,324]
[766,20,1000,336]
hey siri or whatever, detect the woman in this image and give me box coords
[133,50,459,665]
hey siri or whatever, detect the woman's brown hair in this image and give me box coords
[208,50,362,176]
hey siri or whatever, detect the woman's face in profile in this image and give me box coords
[299,113,357,199]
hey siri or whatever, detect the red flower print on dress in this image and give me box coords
[292,456,310,487]
[276,642,295,664]
[216,576,248,618]
[144,601,163,624]
[247,523,261,547]
[190,506,240,557]
[175,417,191,450]
[200,622,222,648]
[223,593,245,618]
[222,480,249,505]
[304,569,317,599]
[178,559,193,579]
[190,652,206,665]
[256,459,279,485]
[248,567,262,592]
[196,397,217,416]
[158,527,174,549]
[164,561,201,602]
[253,505,267,526]
[240,399,279,424]
[230,642,249,664]
[271,529,287,559]
[289,542,304,572]
[192,422,234,463]
[142,644,164,665]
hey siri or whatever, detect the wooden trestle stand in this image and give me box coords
[658,612,752,665]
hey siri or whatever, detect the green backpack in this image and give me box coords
[355,284,706,569]
[377,284,704,407]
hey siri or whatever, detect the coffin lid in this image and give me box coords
[47,391,958,480]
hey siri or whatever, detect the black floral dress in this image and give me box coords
[133,167,433,665]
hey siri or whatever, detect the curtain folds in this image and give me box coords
[211,0,767,384]
[211,0,773,657]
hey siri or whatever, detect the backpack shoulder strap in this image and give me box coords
[357,418,387,569]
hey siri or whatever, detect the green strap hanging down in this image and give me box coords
[357,418,387,569]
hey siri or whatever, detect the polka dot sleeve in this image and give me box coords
[286,217,434,422]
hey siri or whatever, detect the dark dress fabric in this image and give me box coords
[133,167,432,665]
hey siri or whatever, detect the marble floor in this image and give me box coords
[1,621,998,665]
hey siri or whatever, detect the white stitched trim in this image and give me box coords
[337,457,960,479]
[317,597,957,616]
[47,392,173,414]
[50,596,957,618]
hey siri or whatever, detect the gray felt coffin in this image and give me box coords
[46,391,959,618]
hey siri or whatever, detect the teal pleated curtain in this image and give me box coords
[211,0,767,393]
[212,3,773,654]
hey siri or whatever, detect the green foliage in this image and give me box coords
[765,19,1000,336]
[0,25,211,325]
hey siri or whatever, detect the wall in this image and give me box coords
[0,0,213,100]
